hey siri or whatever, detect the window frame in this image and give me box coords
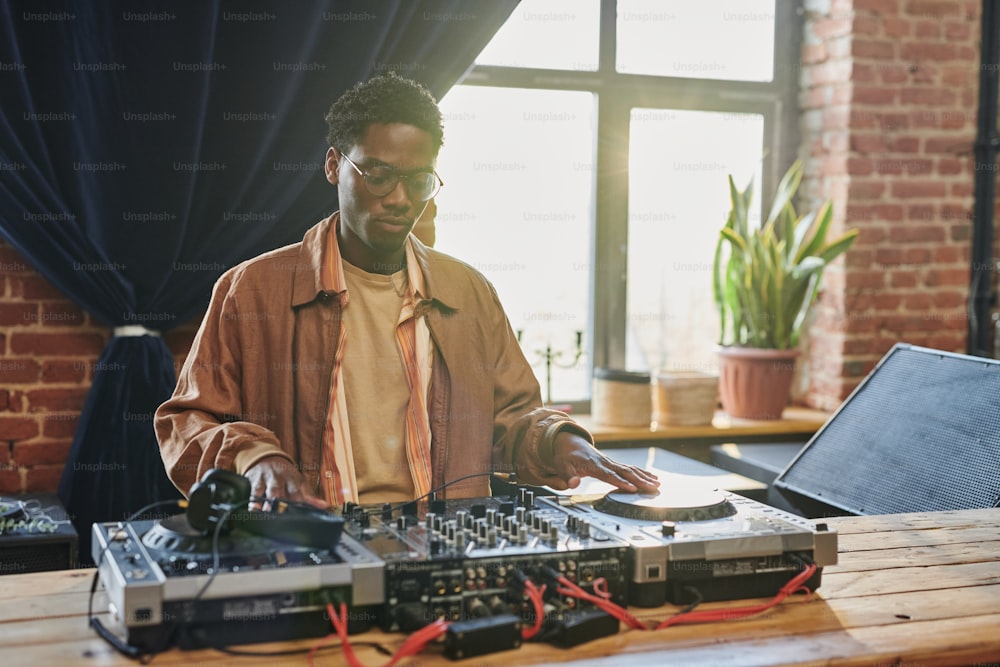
[456,0,803,410]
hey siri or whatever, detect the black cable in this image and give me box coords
[208,641,393,658]
[676,586,703,615]
[356,471,499,517]
[191,505,235,603]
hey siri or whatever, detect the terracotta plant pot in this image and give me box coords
[717,347,800,420]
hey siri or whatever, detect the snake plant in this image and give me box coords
[713,160,858,349]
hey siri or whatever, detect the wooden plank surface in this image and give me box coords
[2,508,999,666]
[823,507,1000,534]
[4,585,999,667]
[577,406,829,444]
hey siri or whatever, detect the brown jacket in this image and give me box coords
[155,214,591,501]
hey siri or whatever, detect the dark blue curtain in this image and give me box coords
[0,0,518,563]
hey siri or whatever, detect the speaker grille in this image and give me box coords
[776,344,1000,515]
[0,542,74,574]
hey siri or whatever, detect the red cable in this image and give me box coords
[384,618,449,667]
[522,580,547,640]
[307,602,365,667]
[654,563,817,630]
[555,575,648,631]
[592,577,612,600]
[305,630,339,666]
[332,603,366,667]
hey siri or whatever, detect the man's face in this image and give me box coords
[325,123,435,271]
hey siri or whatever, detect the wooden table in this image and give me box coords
[579,407,829,463]
[2,507,999,666]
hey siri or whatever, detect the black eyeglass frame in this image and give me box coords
[338,150,443,202]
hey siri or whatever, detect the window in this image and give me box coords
[434,0,800,408]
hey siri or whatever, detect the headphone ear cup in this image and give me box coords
[185,470,252,534]
[186,483,214,533]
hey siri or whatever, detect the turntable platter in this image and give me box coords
[142,514,281,557]
[592,483,738,522]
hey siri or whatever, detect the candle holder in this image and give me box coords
[515,330,584,404]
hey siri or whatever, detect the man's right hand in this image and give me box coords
[244,456,328,510]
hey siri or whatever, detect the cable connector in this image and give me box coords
[508,569,530,592]
[537,565,562,587]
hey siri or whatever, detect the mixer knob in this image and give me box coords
[515,507,526,522]
[455,531,466,550]
[396,517,407,531]
[485,509,496,526]
[518,525,529,545]
[579,520,590,539]
[430,539,444,556]
[486,528,498,548]
[661,521,676,537]
[518,487,528,506]
[425,512,437,530]
[381,503,393,522]
[434,516,445,533]
[525,490,535,507]
[455,510,467,526]
[549,525,559,542]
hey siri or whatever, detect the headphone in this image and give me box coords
[185,469,251,534]
[183,468,345,548]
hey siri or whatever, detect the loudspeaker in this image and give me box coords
[773,343,1000,517]
[0,493,78,574]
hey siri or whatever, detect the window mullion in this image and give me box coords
[593,94,630,372]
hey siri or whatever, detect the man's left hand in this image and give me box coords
[533,431,661,493]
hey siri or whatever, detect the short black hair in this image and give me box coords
[324,73,444,154]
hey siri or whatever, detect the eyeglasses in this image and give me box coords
[339,151,443,202]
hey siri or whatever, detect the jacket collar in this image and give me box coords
[291,212,459,313]
[291,214,333,308]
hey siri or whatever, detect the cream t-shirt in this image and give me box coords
[340,260,415,503]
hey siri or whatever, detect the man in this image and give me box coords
[410,196,436,247]
[155,74,658,508]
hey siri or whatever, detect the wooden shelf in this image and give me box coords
[575,406,830,462]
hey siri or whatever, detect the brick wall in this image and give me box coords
[800,0,981,410]
[0,238,198,494]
